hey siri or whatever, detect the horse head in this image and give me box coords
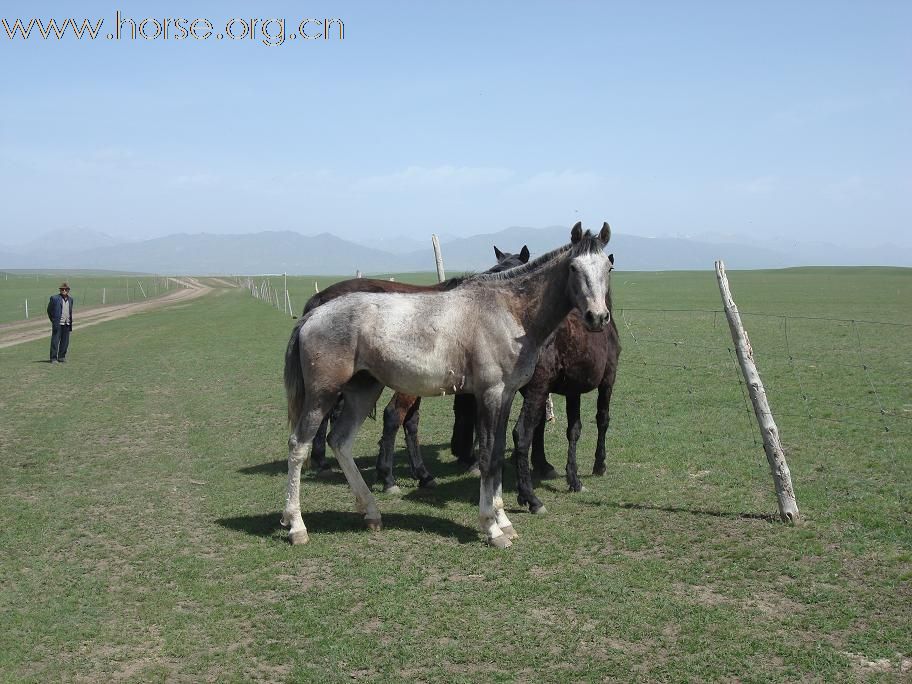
[566,222,613,332]
[490,244,531,273]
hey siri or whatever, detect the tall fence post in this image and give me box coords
[283,272,288,316]
[24,299,29,320]
[431,234,446,282]
[715,260,799,522]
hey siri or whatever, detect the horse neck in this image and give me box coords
[503,256,574,345]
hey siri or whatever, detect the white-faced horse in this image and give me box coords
[282,222,613,547]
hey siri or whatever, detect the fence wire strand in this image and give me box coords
[613,307,909,467]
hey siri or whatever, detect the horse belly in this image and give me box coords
[357,318,467,397]
[370,354,466,397]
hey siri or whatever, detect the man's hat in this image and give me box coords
[59,282,70,290]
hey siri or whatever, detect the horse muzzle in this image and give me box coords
[583,309,610,332]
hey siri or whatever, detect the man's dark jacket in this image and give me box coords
[47,294,74,328]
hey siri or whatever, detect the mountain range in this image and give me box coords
[1,227,909,274]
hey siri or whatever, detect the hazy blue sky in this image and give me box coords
[1,1,909,248]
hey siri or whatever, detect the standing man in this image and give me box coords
[47,282,74,364]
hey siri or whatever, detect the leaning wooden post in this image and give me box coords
[431,234,446,282]
[715,260,799,522]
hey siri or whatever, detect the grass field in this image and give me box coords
[1,267,910,682]
[0,272,173,324]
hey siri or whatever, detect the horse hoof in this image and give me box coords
[365,518,382,532]
[467,465,481,477]
[488,535,513,549]
[537,468,560,480]
[419,478,437,489]
[531,505,548,515]
[288,530,309,545]
[383,485,402,495]
[592,467,606,477]
[499,525,518,540]
[315,468,334,480]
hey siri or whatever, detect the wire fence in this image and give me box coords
[238,269,910,497]
[609,305,910,499]
[0,272,174,324]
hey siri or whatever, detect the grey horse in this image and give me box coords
[282,222,613,548]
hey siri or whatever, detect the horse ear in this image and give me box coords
[519,245,530,263]
[494,245,505,260]
[571,221,583,243]
[608,253,615,265]
[599,222,611,244]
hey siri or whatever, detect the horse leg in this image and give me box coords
[328,377,386,531]
[450,394,477,467]
[476,386,515,548]
[511,389,547,514]
[564,393,584,492]
[311,413,331,473]
[402,398,436,489]
[493,462,518,541]
[376,393,409,494]
[282,393,337,545]
[593,370,616,476]
[531,407,559,480]
[312,397,343,475]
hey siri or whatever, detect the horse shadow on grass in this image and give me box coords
[238,441,569,516]
[238,441,478,488]
[581,499,780,523]
[216,509,478,544]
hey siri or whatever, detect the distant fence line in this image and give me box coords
[0,273,174,323]
[240,274,295,316]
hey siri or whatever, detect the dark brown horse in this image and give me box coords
[511,275,620,513]
[302,246,531,491]
[450,256,620,514]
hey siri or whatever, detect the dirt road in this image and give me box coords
[0,277,211,349]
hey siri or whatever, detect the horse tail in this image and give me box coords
[284,317,308,429]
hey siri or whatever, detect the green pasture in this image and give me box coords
[0,271,172,324]
[1,267,909,682]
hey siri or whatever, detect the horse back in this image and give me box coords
[301,278,447,316]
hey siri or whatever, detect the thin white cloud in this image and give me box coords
[732,175,778,195]
[171,173,220,187]
[355,165,515,191]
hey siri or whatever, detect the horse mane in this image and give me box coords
[469,230,605,283]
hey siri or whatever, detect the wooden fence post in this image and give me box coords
[715,260,799,522]
[431,234,446,282]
